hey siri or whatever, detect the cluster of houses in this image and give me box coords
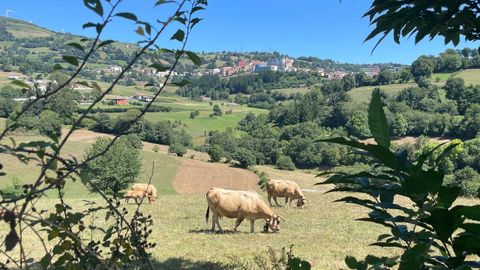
[95,65,178,78]
[199,56,297,77]
[107,93,154,105]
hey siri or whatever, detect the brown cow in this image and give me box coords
[124,190,147,204]
[131,183,157,204]
[205,187,285,233]
[266,179,307,208]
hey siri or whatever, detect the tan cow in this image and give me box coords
[205,187,285,233]
[131,183,157,204]
[266,179,307,208]
[124,190,147,204]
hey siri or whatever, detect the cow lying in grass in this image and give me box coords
[266,179,307,208]
[205,187,284,233]
[131,183,157,204]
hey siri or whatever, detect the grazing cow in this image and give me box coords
[131,183,157,204]
[124,190,147,204]
[205,187,285,233]
[266,179,307,208]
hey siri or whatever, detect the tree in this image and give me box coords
[0,98,18,118]
[82,137,141,195]
[234,147,256,168]
[275,155,296,171]
[460,104,480,138]
[445,77,465,101]
[364,1,480,46]
[123,133,144,149]
[446,167,480,197]
[345,112,370,139]
[168,142,187,157]
[399,69,412,83]
[212,104,222,116]
[207,145,223,162]
[37,110,62,137]
[410,56,434,81]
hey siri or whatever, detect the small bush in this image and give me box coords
[123,134,144,149]
[168,143,187,157]
[234,148,256,168]
[152,145,160,153]
[275,155,295,171]
[0,177,23,200]
[207,145,223,162]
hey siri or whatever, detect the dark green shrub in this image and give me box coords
[207,145,223,162]
[168,143,187,157]
[123,134,144,149]
[276,155,295,171]
[234,148,256,168]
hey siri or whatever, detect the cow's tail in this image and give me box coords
[205,206,210,223]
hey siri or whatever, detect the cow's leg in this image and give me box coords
[284,196,289,207]
[214,215,223,233]
[268,194,273,206]
[234,216,244,232]
[273,197,282,207]
[250,220,255,233]
[211,215,216,232]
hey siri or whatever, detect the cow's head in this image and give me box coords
[265,214,285,233]
[296,197,308,208]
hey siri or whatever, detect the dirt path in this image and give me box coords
[173,159,259,194]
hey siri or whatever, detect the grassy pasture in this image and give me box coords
[100,96,266,144]
[454,69,480,86]
[348,83,416,105]
[273,87,310,95]
[4,189,477,269]
[0,133,180,196]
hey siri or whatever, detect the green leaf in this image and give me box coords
[135,26,145,36]
[437,186,461,209]
[82,22,98,29]
[288,258,311,270]
[424,208,460,242]
[399,243,428,270]
[98,40,115,48]
[186,51,202,66]
[345,256,360,269]
[149,63,170,72]
[155,0,175,6]
[65,42,84,51]
[5,229,19,251]
[115,12,138,21]
[190,18,203,29]
[171,29,185,42]
[62,55,79,67]
[454,205,480,221]
[368,88,390,148]
[11,80,31,89]
[83,0,103,17]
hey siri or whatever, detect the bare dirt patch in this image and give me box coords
[173,159,259,194]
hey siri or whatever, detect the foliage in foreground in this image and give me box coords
[0,0,207,268]
[319,89,480,269]
[228,245,311,270]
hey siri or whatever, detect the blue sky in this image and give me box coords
[1,0,476,64]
